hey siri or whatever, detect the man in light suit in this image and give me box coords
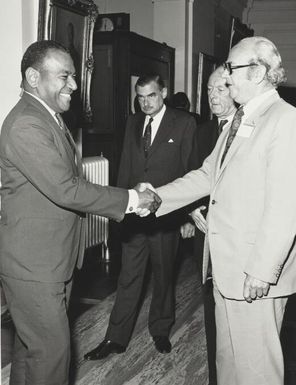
[84,74,199,360]
[144,37,296,385]
[0,40,160,385]
[181,66,236,385]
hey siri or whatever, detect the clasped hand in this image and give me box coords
[180,206,207,238]
[134,183,161,217]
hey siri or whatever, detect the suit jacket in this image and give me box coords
[117,106,199,230]
[196,117,220,168]
[0,93,128,283]
[156,92,296,299]
[118,107,199,189]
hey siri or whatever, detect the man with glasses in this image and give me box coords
[84,74,199,360]
[142,36,296,385]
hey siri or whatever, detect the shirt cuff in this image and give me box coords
[126,189,139,213]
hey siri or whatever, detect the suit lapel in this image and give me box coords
[23,93,78,174]
[210,117,219,148]
[52,117,78,173]
[214,91,281,184]
[134,113,146,150]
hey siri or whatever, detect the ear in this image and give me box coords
[252,64,267,84]
[25,67,40,88]
[161,87,168,99]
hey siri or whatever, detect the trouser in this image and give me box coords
[1,275,72,385]
[106,229,179,346]
[213,283,287,385]
[281,292,296,385]
[203,279,217,385]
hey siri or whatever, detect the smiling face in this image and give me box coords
[33,49,77,113]
[136,81,167,117]
[207,70,236,118]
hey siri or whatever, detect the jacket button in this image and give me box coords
[144,168,148,172]
[72,177,78,184]
[211,199,216,205]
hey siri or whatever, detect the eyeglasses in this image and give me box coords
[223,62,258,75]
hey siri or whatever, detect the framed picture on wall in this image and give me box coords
[229,17,254,52]
[38,0,98,125]
[196,52,219,122]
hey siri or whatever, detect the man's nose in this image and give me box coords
[68,76,77,91]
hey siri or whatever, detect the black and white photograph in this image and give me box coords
[1,1,296,385]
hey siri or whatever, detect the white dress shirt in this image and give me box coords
[143,104,166,144]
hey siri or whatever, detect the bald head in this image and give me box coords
[223,36,286,104]
[233,36,286,87]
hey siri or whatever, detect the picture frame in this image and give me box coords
[196,52,219,122]
[229,17,254,52]
[38,0,98,124]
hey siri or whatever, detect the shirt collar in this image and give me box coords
[217,112,236,129]
[24,91,57,119]
[241,89,277,119]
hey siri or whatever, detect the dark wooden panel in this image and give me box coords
[90,45,114,132]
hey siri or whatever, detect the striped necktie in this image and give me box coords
[220,107,244,166]
[143,117,153,156]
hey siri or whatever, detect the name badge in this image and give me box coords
[236,123,255,138]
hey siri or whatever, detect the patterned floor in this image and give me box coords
[1,255,208,385]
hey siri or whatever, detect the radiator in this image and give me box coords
[82,155,109,261]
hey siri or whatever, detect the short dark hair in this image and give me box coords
[170,92,190,111]
[21,40,69,80]
[135,74,166,90]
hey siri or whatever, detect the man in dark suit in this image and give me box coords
[180,66,236,385]
[84,74,199,360]
[0,40,159,385]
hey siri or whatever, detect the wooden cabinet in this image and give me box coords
[82,31,175,184]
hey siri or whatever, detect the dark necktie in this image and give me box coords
[55,113,76,156]
[217,119,228,136]
[143,117,153,156]
[220,107,244,166]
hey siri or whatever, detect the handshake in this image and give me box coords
[134,183,161,217]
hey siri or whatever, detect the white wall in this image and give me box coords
[0,0,38,127]
[94,0,154,38]
[153,0,187,93]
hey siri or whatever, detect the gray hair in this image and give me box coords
[239,36,286,86]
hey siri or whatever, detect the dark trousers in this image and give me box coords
[203,279,217,385]
[1,275,72,385]
[106,229,179,346]
[194,230,217,385]
[281,293,296,385]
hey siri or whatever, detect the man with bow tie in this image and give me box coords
[143,37,296,385]
[85,73,199,360]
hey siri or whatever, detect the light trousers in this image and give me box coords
[213,283,287,385]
